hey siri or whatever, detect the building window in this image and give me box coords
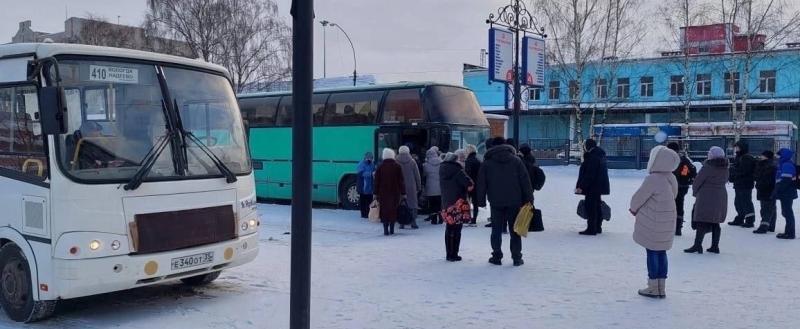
[696,74,711,96]
[759,70,776,93]
[530,88,541,101]
[670,75,685,96]
[594,79,608,99]
[724,72,740,95]
[568,80,579,100]
[616,78,630,99]
[549,81,560,100]
[640,76,654,97]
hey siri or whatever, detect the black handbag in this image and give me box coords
[528,208,544,232]
[577,200,611,221]
[397,199,414,225]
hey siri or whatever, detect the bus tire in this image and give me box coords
[0,243,56,323]
[180,271,221,286]
[339,176,359,210]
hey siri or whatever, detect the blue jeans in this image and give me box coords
[646,249,668,279]
[780,198,795,236]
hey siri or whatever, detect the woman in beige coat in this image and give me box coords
[629,145,680,299]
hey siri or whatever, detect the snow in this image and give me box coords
[3,166,800,328]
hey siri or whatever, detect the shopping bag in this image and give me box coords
[441,198,472,225]
[514,203,534,237]
[577,200,611,221]
[576,200,587,219]
[528,208,544,232]
[368,200,380,223]
[397,199,414,225]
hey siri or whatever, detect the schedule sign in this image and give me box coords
[488,28,514,83]
[521,36,545,87]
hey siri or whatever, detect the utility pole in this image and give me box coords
[320,20,328,78]
[289,0,313,328]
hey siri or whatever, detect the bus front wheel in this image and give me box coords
[339,176,360,210]
[0,243,56,323]
[181,271,222,286]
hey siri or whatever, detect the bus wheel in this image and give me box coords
[181,271,221,286]
[0,243,56,323]
[339,176,359,210]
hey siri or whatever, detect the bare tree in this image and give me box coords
[717,0,800,140]
[146,0,291,92]
[590,0,647,140]
[537,0,607,149]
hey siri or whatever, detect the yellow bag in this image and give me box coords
[368,200,380,223]
[514,203,534,238]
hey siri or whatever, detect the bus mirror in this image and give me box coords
[39,86,68,135]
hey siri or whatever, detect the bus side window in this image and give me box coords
[240,97,278,127]
[0,85,48,179]
[325,91,382,125]
[275,96,293,126]
[382,88,423,124]
[312,94,328,126]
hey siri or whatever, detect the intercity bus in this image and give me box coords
[0,43,258,322]
[238,82,490,209]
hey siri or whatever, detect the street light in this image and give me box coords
[320,20,329,78]
[321,21,357,86]
[486,0,546,148]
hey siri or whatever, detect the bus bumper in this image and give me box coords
[49,233,259,300]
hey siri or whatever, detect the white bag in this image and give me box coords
[368,200,380,223]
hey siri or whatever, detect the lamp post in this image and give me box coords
[326,22,357,86]
[320,20,329,78]
[486,0,545,148]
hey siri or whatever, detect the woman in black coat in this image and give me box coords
[439,152,474,261]
[575,138,610,235]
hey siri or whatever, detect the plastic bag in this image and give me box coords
[514,203,534,237]
[368,200,380,223]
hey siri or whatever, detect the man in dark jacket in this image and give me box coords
[754,151,777,234]
[728,140,757,227]
[667,142,697,236]
[464,144,482,225]
[575,138,611,235]
[476,138,533,266]
[519,144,546,193]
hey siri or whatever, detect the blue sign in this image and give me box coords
[488,28,514,83]
[521,36,545,87]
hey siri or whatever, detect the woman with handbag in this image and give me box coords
[356,152,376,219]
[397,146,422,229]
[374,148,406,236]
[440,151,474,261]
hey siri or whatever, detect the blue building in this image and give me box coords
[464,47,800,142]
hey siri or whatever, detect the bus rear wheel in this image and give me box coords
[339,176,359,210]
[181,271,222,286]
[0,243,56,323]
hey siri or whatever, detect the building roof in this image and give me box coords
[238,81,469,98]
[0,43,226,76]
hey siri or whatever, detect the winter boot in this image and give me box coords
[753,225,769,234]
[657,279,667,298]
[488,257,502,266]
[728,216,743,226]
[389,223,395,235]
[683,245,703,254]
[383,223,390,236]
[513,259,524,267]
[638,279,660,298]
[777,233,796,239]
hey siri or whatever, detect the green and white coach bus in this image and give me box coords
[238,82,490,209]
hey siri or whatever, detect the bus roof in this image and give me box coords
[237,81,470,98]
[0,43,229,77]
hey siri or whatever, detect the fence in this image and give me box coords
[528,136,797,169]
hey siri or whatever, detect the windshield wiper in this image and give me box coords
[182,130,238,183]
[123,132,173,191]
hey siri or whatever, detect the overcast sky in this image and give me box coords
[0,0,691,84]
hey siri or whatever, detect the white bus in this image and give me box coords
[0,43,259,322]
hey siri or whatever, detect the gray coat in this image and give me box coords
[692,157,730,224]
[630,146,680,251]
[396,152,422,209]
[423,149,442,196]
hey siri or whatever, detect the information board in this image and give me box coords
[521,36,545,87]
[488,28,514,83]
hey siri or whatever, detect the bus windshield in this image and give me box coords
[425,86,488,126]
[57,59,250,182]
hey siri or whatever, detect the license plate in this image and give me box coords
[171,252,214,270]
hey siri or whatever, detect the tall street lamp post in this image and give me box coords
[325,21,357,86]
[320,20,329,78]
[487,0,545,148]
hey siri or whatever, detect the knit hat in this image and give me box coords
[382,148,396,160]
[519,143,532,155]
[667,142,681,152]
[443,152,458,162]
[708,146,725,159]
[398,145,410,154]
[585,139,597,150]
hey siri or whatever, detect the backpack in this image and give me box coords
[795,165,800,190]
[532,166,546,191]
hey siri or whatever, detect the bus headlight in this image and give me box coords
[248,219,258,228]
[89,240,101,251]
[241,222,249,231]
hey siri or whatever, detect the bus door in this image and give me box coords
[427,125,453,153]
[375,126,430,160]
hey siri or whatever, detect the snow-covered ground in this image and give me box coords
[3,166,800,328]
